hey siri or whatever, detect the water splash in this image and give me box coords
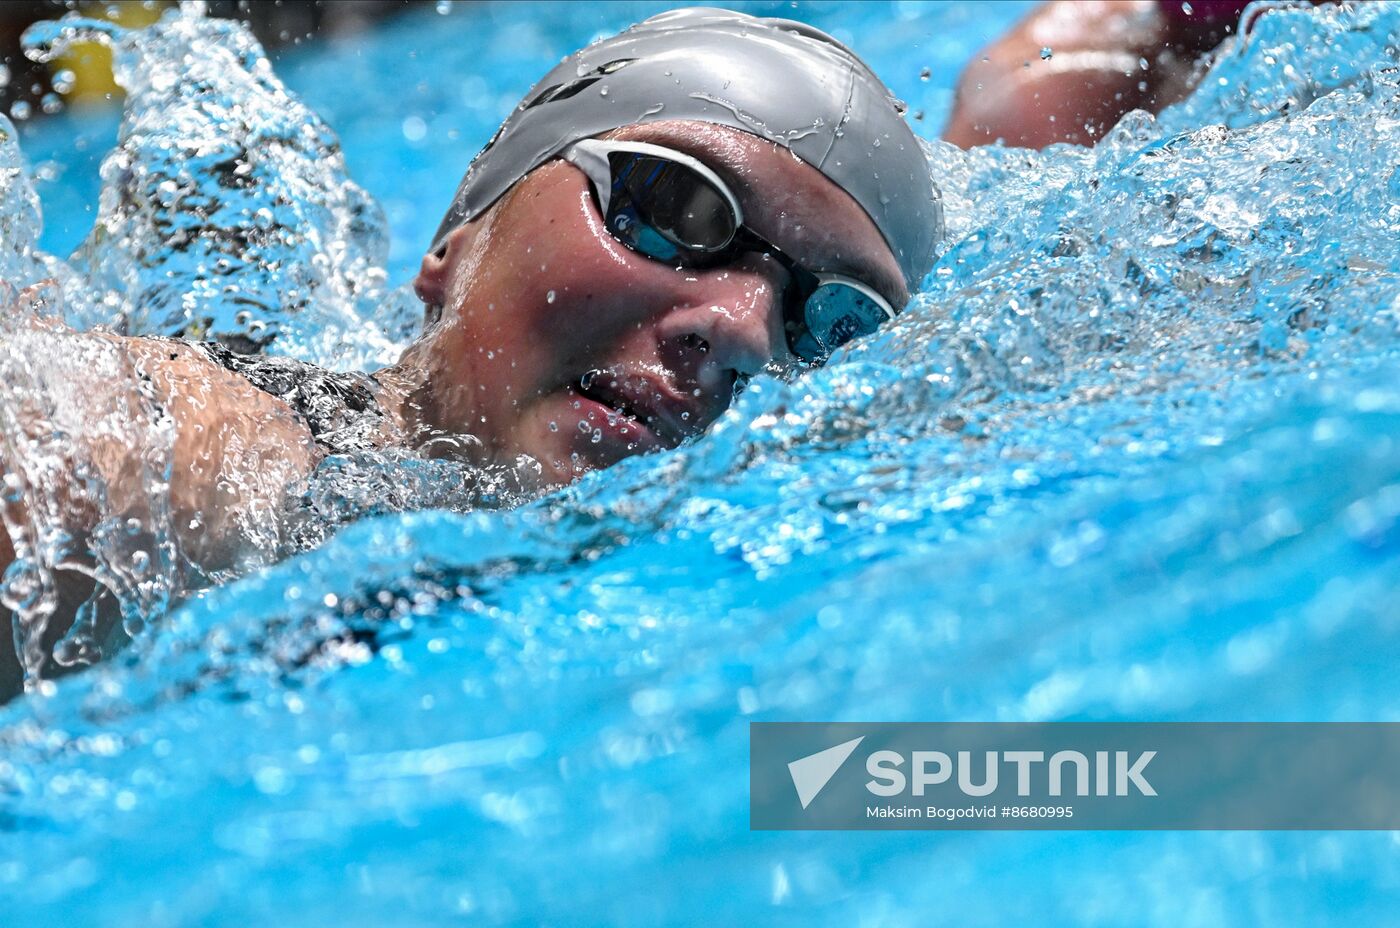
[1157,0,1400,134]
[0,307,180,684]
[0,115,94,313]
[22,3,417,367]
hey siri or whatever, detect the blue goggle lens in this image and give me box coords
[597,151,894,365]
[787,280,890,364]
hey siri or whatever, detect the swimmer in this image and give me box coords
[0,1,1283,694]
[943,0,1255,148]
[0,9,938,694]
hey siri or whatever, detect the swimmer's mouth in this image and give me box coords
[574,369,694,448]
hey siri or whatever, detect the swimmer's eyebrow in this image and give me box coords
[743,179,909,305]
[796,246,907,310]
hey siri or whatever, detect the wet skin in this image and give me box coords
[942,0,1234,149]
[0,120,905,695]
[382,119,908,485]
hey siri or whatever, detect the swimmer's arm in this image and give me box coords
[0,333,317,694]
[942,0,1230,149]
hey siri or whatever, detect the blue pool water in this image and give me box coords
[4,1,1400,924]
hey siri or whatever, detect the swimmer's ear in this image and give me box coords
[413,239,452,308]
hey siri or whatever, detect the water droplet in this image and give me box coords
[9,100,30,121]
[402,115,427,142]
[435,0,452,13]
[546,289,557,303]
[1040,47,1053,60]
[919,67,931,81]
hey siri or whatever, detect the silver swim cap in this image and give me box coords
[430,7,942,289]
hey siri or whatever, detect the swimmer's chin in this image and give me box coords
[528,425,670,486]
[515,389,670,485]
[536,441,664,487]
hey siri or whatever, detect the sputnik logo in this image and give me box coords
[787,736,865,809]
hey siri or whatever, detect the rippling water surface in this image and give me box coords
[4,1,1400,924]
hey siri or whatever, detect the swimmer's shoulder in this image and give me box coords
[120,335,319,460]
[117,335,321,567]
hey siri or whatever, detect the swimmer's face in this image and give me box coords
[408,120,907,485]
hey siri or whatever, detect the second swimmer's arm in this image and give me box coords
[942,0,1232,149]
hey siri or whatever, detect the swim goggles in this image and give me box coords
[562,138,898,365]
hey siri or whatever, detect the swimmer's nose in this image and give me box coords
[656,257,788,392]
